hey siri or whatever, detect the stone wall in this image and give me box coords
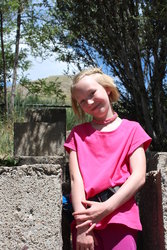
[0,164,62,250]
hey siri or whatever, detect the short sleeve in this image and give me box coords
[64,128,77,154]
[128,123,152,156]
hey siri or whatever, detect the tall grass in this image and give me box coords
[0,116,14,158]
[66,108,80,131]
[66,107,92,131]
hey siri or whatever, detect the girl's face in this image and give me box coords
[72,75,112,119]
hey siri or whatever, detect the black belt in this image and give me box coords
[88,186,120,202]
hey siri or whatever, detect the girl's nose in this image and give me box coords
[87,99,94,105]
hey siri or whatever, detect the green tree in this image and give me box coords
[0,1,14,114]
[46,0,167,151]
[21,77,66,104]
[0,0,59,115]
[0,0,31,115]
[0,10,7,114]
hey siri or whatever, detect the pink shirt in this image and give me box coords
[64,119,152,230]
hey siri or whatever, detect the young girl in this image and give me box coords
[64,68,152,250]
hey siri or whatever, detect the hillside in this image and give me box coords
[46,75,72,104]
[14,75,72,105]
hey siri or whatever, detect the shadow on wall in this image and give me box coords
[14,108,66,157]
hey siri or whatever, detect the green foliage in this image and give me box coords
[0,0,61,115]
[20,77,66,105]
[66,108,80,131]
[0,157,19,166]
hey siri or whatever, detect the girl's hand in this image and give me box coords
[73,200,108,233]
[76,225,98,250]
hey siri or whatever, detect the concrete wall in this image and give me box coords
[138,152,167,250]
[14,108,66,157]
[0,164,62,250]
[160,154,167,249]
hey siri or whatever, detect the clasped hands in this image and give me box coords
[73,199,108,234]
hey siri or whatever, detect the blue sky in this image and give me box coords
[6,56,72,87]
[24,56,74,80]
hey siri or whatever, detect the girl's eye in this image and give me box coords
[80,99,85,106]
[79,91,96,106]
[90,91,95,98]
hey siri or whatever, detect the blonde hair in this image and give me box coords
[71,67,120,118]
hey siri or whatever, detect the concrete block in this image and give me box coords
[25,108,66,123]
[146,152,167,249]
[156,153,167,250]
[138,170,165,250]
[14,122,65,156]
[0,164,62,250]
[16,156,65,166]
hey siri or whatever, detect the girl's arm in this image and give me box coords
[104,145,146,212]
[69,150,86,213]
[69,150,98,249]
[74,145,146,231]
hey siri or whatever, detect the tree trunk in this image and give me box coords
[10,6,22,114]
[0,11,8,115]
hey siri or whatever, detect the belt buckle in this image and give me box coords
[97,190,109,202]
[92,186,120,203]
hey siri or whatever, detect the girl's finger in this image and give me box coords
[81,200,95,206]
[86,223,96,234]
[76,220,92,229]
[92,232,98,246]
[74,215,88,222]
[72,209,88,216]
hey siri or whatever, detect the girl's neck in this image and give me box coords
[92,112,118,125]
[91,116,122,132]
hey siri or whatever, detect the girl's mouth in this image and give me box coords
[91,103,100,111]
